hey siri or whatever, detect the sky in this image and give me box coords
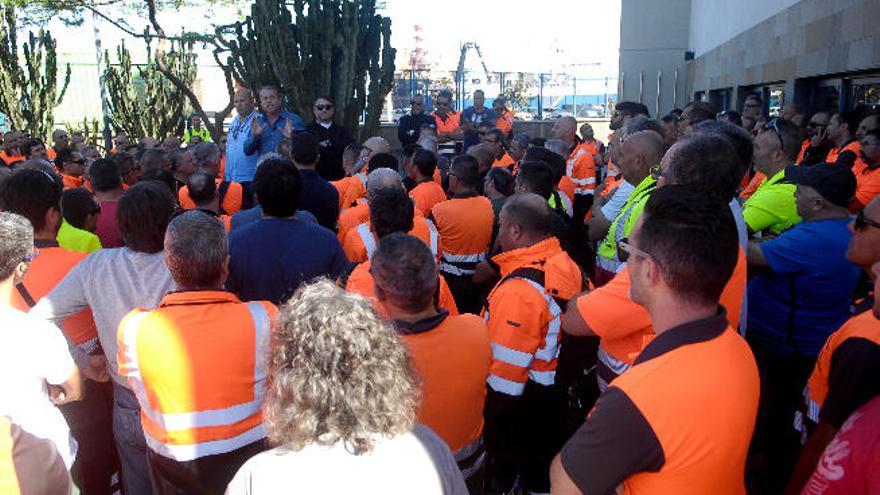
[46,0,621,118]
[50,0,620,76]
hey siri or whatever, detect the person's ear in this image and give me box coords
[45,206,62,232]
[642,257,663,288]
[218,254,230,286]
[13,261,29,285]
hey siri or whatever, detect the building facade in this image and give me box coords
[619,0,880,117]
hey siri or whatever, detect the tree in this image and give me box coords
[503,73,532,112]
[214,0,396,139]
[102,39,197,141]
[0,4,71,138]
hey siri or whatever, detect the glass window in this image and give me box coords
[767,87,784,117]
[813,82,840,114]
[851,77,880,111]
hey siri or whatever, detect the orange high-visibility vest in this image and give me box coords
[343,215,440,263]
[567,143,597,196]
[431,195,494,277]
[117,291,276,461]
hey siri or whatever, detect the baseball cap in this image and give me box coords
[783,163,856,208]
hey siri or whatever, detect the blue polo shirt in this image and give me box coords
[243,110,305,158]
[746,218,861,356]
[226,217,348,304]
[461,106,497,151]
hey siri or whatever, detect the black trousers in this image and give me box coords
[59,379,120,495]
[745,341,817,495]
[483,382,566,494]
[147,439,267,495]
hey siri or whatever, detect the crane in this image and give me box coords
[455,42,493,111]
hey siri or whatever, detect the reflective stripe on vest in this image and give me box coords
[121,301,271,461]
[439,251,486,276]
[794,385,823,439]
[567,148,596,195]
[485,274,562,396]
[355,223,378,259]
[425,218,439,257]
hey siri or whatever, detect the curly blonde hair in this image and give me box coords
[264,279,418,455]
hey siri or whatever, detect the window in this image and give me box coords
[709,88,733,111]
[850,76,880,111]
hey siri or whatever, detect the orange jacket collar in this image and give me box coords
[492,237,563,277]
[159,290,242,307]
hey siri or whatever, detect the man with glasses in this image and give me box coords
[851,129,880,212]
[745,163,861,493]
[786,195,880,493]
[552,187,759,495]
[800,111,832,165]
[432,89,463,158]
[47,129,69,163]
[398,94,435,147]
[743,118,802,236]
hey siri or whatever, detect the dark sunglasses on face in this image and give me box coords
[855,209,880,230]
[314,105,333,111]
[762,118,784,148]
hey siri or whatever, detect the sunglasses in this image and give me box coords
[854,210,880,231]
[762,118,784,148]
[807,122,828,129]
[314,105,333,111]
[617,238,652,263]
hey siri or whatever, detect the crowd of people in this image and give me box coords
[0,83,879,495]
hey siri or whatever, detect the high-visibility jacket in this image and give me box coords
[117,291,276,462]
[183,127,212,144]
[600,174,623,198]
[394,311,491,453]
[0,151,24,165]
[482,237,582,396]
[431,194,494,277]
[495,109,513,136]
[795,310,880,435]
[433,111,461,135]
[337,199,370,243]
[61,174,84,190]
[557,176,576,204]
[341,260,459,318]
[850,158,880,212]
[409,180,448,218]
[179,178,243,215]
[826,140,860,164]
[332,176,354,210]
[491,152,515,170]
[579,247,747,390]
[596,175,656,274]
[341,172,368,209]
[10,242,98,351]
[739,171,766,201]
[796,139,810,164]
[342,215,440,263]
[566,142,597,197]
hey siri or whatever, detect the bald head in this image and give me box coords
[623,130,666,164]
[500,192,553,240]
[363,136,391,155]
[366,167,402,198]
[552,116,578,143]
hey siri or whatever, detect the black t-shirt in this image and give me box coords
[821,337,880,428]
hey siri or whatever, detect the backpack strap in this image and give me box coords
[15,282,37,308]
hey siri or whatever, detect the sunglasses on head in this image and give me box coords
[314,105,333,111]
[762,118,784,148]
[855,209,880,230]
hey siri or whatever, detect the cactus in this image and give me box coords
[0,4,70,139]
[102,38,197,141]
[216,0,396,140]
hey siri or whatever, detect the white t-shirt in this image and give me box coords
[226,424,467,495]
[600,179,637,220]
[0,305,77,468]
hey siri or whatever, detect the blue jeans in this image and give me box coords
[112,383,153,495]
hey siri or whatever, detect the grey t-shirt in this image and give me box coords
[226,424,467,494]
[31,247,175,387]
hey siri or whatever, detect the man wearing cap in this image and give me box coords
[745,163,862,493]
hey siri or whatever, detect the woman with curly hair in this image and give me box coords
[226,279,467,494]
